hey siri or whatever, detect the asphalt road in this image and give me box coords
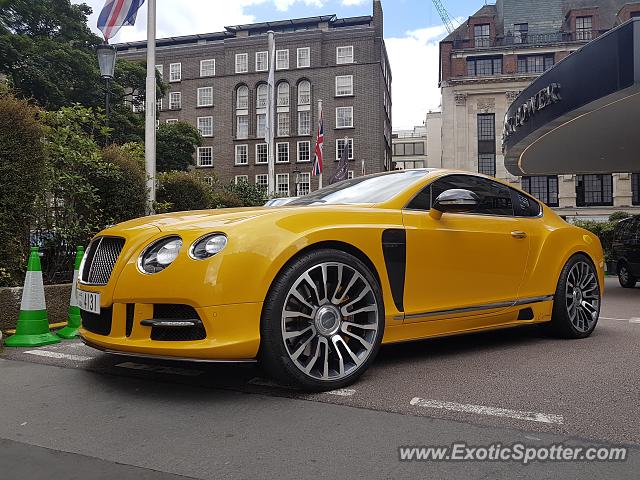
[1,276,638,479]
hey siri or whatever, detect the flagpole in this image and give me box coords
[145,0,157,214]
[266,31,276,197]
[318,99,323,190]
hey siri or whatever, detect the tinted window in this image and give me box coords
[512,190,541,217]
[407,175,514,216]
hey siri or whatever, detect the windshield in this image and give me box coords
[288,169,432,206]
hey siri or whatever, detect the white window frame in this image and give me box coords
[235,144,248,165]
[297,47,310,68]
[200,59,215,77]
[197,116,213,137]
[256,84,268,109]
[197,87,213,107]
[236,85,249,110]
[277,112,289,137]
[169,92,181,110]
[197,146,213,167]
[169,62,181,82]
[166,118,178,124]
[276,173,290,196]
[297,80,311,106]
[297,172,311,196]
[297,141,311,163]
[276,49,289,70]
[255,143,268,164]
[335,75,354,96]
[336,46,354,65]
[277,82,290,107]
[256,113,266,138]
[255,174,268,190]
[347,170,354,180]
[235,175,248,184]
[297,110,311,136]
[155,64,163,79]
[236,115,249,139]
[255,51,268,72]
[203,176,214,186]
[276,142,289,163]
[235,53,248,73]
[336,106,354,128]
[336,138,354,160]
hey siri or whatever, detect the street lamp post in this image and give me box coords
[96,43,117,136]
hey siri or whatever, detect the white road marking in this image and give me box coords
[409,398,564,425]
[629,318,640,324]
[325,388,356,397]
[115,362,203,377]
[24,350,92,362]
[600,316,640,323]
[248,378,355,396]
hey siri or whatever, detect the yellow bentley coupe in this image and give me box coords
[78,169,604,390]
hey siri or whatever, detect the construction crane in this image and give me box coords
[432,0,456,34]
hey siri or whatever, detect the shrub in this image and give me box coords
[156,171,213,212]
[100,143,147,222]
[0,93,46,286]
[224,180,268,207]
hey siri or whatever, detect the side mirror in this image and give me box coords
[430,189,480,220]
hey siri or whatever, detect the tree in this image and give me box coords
[100,143,147,222]
[156,171,213,212]
[0,92,46,286]
[156,122,203,172]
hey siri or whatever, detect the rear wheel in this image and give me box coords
[260,249,384,391]
[548,254,600,338]
[618,263,637,288]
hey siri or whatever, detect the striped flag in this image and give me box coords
[311,107,324,176]
[98,0,146,41]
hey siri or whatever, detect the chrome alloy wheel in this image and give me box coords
[565,261,600,333]
[281,262,379,381]
[619,265,629,284]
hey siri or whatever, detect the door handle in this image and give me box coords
[511,231,527,239]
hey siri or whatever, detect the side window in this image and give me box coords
[511,189,541,217]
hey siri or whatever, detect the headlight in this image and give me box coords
[138,236,183,274]
[189,233,227,260]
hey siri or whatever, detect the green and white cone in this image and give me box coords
[57,246,85,339]
[5,247,60,347]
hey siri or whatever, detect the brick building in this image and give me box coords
[439,0,640,220]
[117,0,391,196]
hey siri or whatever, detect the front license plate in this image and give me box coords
[78,290,100,314]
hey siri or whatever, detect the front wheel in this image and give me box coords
[260,249,384,391]
[618,263,637,288]
[547,254,601,338]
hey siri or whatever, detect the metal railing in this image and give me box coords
[453,30,603,50]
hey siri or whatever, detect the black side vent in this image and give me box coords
[150,304,206,341]
[518,307,534,320]
[81,307,113,336]
[382,229,406,312]
[125,304,135,337]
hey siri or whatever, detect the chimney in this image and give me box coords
[373,0,383,37]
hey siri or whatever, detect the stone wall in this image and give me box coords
[0,284,72,331]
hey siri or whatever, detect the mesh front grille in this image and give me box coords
[81,307,113,336]
[151,304,206,341]
[81,237,125,285]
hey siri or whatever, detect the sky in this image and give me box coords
[75,0,480,129]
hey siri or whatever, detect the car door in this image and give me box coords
[628,217,640,276]
[402,174,531,323]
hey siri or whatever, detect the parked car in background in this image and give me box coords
[612,215,640,288]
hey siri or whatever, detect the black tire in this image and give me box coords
[547,254,601,339]
[617,262,637,288]
[259,249,385,391]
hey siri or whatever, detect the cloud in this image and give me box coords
[341,0,367,5]
[385,24,448,130]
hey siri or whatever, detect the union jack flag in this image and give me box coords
[311,108,324,176]
[98,0,146,41]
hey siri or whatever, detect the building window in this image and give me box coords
[633,174,640,205]
[236,115,248,139]
[166,118,178,124]
[336,46,354,64]
[335,75,353,96]
[276,142,289,163]
[467,56,502,76]
[197,87,213,107]
[235,175,248,184]
[298,80,311,105]
[255,174,268,191]
[276,173,289,196]
[276,49,289,70]
[235,144,248,165]
[256,113,266,138]
[514,23,528,43]
[576,16,593,41]
[348,171,354,180]
[169,62,181,82]
[235,53,248,73]
[576,174,613,206]
[155,64,163,79]
[197,147,213,167]
[256,143,268,164]
[169,92,181,110]
[297,172,311,195]
[393,142,425,156]
[277,113,289,137]
[200,59,215,77]
[197,116,213,137]
[474,24,491,47]
[336,106,354,128]
[277,82,290,107]
[477,113,496,177]
[203,176,214,186]
[517,55,554,74]
[255,51,268,72]
[297,141,311,162]
[336,138,354,160]
[298,111,311,135]
[522,176,559,207]
[256,84,268,109]
[297,47,310,68]
[236,85,249,110]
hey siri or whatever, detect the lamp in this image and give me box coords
[96,43,117,141]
